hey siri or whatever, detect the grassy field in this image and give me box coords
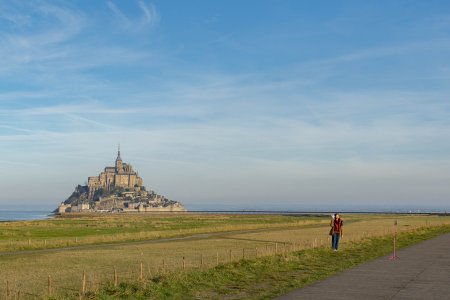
[0,214,317,251]
[0,213,449,299]
[95,225,450,300]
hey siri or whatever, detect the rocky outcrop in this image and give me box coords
[59,183,186,214]
[57,148,186,213]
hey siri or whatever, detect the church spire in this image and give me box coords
[117,144,122,161]
[115,144,124,173]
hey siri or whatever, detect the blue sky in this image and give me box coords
[1,0,450,211]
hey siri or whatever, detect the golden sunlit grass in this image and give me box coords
[0,213,449,298]
[96,225,450,300]
[0,214,316,251]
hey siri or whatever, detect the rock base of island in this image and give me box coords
[56,147,187,214]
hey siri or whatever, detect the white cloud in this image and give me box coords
[107,1,131,28]
[0,1,449,209]
[0,8,31,27]
[138,1,160,27]
[107,1,160,31]
[0,2,86,78]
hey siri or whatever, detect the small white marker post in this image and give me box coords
[389,220,399,260]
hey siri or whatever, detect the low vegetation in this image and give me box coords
[0,214,315,251]
[0,214,449,298]
[94,225,450,299]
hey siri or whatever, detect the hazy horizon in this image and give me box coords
[1,1,450,211]
[0,201,448,214]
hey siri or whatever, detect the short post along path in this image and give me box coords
[276,233,450,299]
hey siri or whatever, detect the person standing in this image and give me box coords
[330,214,335,249]
[330,213,343,251]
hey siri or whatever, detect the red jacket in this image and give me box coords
[331,218,343,234]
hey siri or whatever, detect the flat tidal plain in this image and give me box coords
[0,213,449,298]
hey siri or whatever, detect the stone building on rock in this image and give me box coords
[87,146,143,200]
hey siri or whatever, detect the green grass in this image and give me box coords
[90,225,450,300]
[0,214,304,240]
[1,214,449,298]
[0,214,319,251]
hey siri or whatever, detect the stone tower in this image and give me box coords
[87,146,144,199]
[115,145,124,173]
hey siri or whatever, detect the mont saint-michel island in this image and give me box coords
[57,147,186,213]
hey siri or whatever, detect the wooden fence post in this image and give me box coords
[140,262,143,280]
[216,252,219,266]
[275,243,278,254]
[242,248,245,259]
[47,275,52,296]
[255,247,258,258]
[201,254,203,267]
[114,267,118,287]
[229,249,232,262]
[182,257,186,270]
[6,280,10,298]
[82,271,86,295]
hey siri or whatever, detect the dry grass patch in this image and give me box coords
[0,214,449,298]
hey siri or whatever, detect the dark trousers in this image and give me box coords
[332,233,340,250]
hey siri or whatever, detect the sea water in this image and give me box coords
[0,210,52,221]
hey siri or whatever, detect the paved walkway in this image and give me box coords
[276,233,450,300]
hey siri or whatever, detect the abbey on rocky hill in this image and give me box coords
[57,147,186,213]
[87,145,143,200]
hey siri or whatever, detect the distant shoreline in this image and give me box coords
[0,209,448,222]
[187,210,450,215]
[0,210,53,222]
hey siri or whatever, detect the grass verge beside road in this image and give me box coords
[93,225,450,300]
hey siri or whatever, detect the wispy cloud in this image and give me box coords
[301,39,450,70]
[0,4,31,27]
[3,2,86,47]
[106,1,131,28]
[137,1,160,27]
[0,1,449,208]
[0,1,86,78]
[107,0,159,31]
